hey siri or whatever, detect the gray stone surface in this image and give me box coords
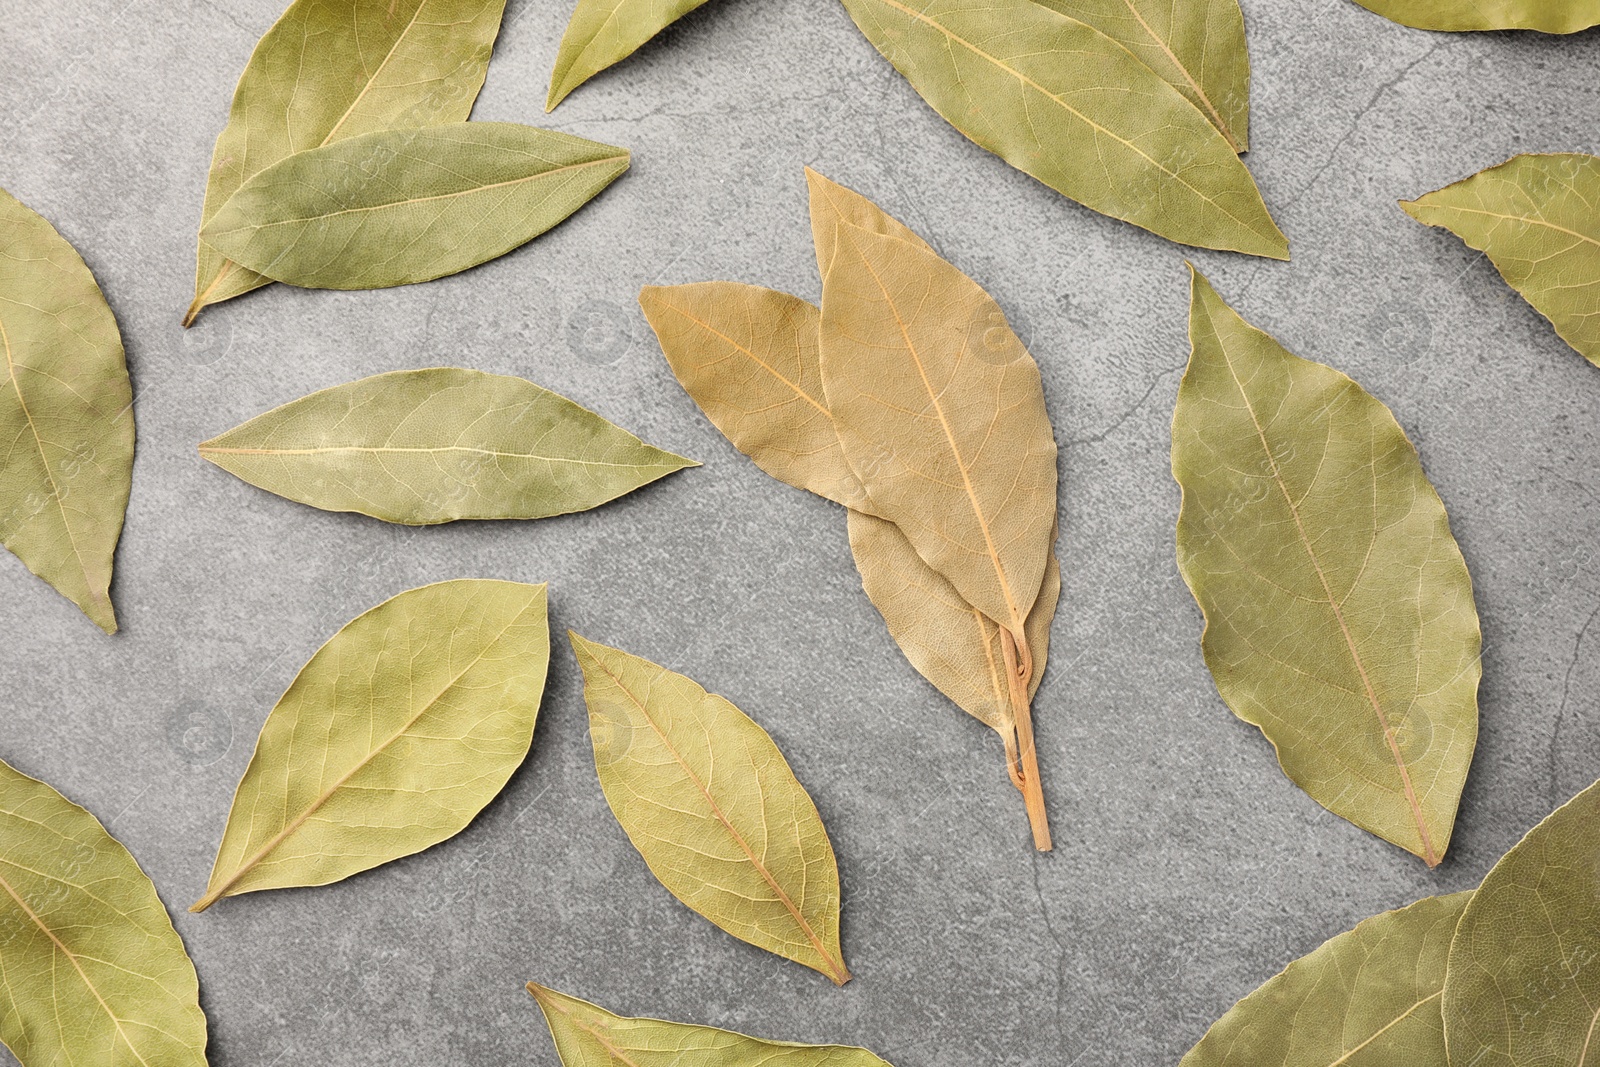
[0,1,1597,1063]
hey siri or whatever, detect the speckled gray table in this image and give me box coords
[1,3,1597,1064]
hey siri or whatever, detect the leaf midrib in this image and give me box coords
[863,0,1271,241]
[196,594,539,908]
[1419,203,1600,251]
[585,647,848,983]
[1205,301,1439,865]
[200,442,674,471]
[0,866,153,1066]
[1116,0,1241,151]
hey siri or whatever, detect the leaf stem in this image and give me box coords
[1001,628,1051,851]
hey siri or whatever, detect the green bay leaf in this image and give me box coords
[0,187,133,634]
[1402,153,1600,367]
[528,984,893,1066]
[1036,0,1250,150]
[547,0,716,110]
[199,368,694,525]
[1182,892,1469,1067]
[188,0,508,323]
[568,633,849,984]
[1443,778,1600,1066]
[200,123,629,291]
[0,757,208,1067]
[835,0,1287,258]
[194,579,549,911]
[1351,0,1600,32]
[1172,268,1480,866]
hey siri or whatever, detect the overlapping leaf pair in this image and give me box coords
[185,0,629,325]
[548,0,1286,259]
[1182,776,1600,1066]
[645,169,1062,850]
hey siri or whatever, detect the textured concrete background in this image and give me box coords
[0,1,1597,1064]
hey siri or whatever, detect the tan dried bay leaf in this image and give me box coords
[1442,777,1600,1066]
[1351,0,1600,32]
[0,758,208,1067]
[1402,153,1600,367]
[200,123,629,291]
[0,187,133,634]
[199,368,694,524]
[835,0,1287,258]
[568,633,849,984]
[1173,268,1480,866]
[528,984,894,1067]
[640,283,876,510]
[187,0,508,324]
[547,0,716,110]
[193,579,549,911]
[1036,0,1250,151]
[1182,892,1470,1067]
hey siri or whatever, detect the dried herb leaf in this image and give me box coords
[1351,0,1600,31]
[528,983,893,1066]
[199,368,694,524]
[1173,268,1480,866]
[568,633,849,984]
[0,187,133,634]
[194,580,549,911]
[188,0,508,324]
[1402,153,1600,367]
[1182,892,1469,1067]
[817,197,1060,848]
[547,0,715,110]
[0,757,207,1067]
[1443,778,1600,1065]
[201,123,629,291]
[641,283,872,510]
[806,167,933,280]
[835,0,1287,258]
[1036,0,1250,151]
[849,509,1059,734]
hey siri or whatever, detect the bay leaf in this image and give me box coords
[806,167,934,281]
[0,186,133,634]
[1182,892,1470,1067]
[834,0,1287,258]
[1442,777,1600,1066]
[1036,0,1250,151]
[1402,153,1600,367]
[547,0,716,110]
[1351,0,1600,31]
[193,579,549,911]
[640,283,873,510]
[849,508,1059,735]
[200,123,630,291]
[568,633,849,984]
[199,367,694,524]
[528,983,894,1066]
[1173,267,1480,866]
[187,0,508,324]
[0,757,207,1067]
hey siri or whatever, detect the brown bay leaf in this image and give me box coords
[569,633,849,984]
[194,580,549,910]
[0,187,133,634]
[1173,267,1480,865]
[188,0,508,324]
